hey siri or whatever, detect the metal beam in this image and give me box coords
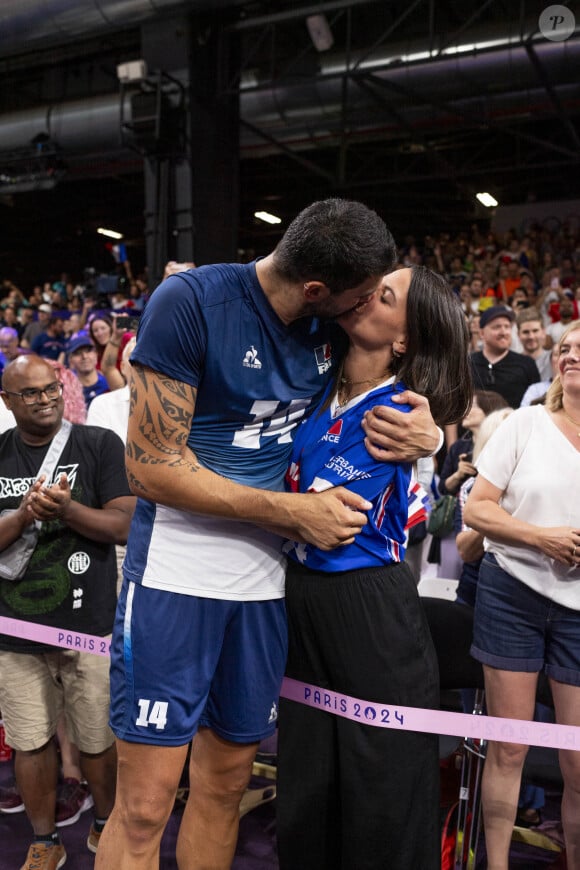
[456,137,495,173]
[231,0,379,31]
[524,43,580,151]
[240,119,337,183]
[361,71,580,161]
[350,0,425,73]
[340,156,580,188]
[434,0,499,56]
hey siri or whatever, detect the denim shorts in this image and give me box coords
[471,553,580,687]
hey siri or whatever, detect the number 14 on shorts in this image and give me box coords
[136,699,168,730]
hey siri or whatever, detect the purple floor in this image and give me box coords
[0,748,567,870]
[0,753,278,870]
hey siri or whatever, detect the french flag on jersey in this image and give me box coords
[374,483,404,562]
[374,483,394,529]
[314,342,333,374]
[285,461,300,492]
[405,479,431,532]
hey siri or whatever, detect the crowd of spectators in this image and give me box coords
[0,215,578,865]
[396,221,579,338]
[2,219,579,362]
[0,268,147,843]
[0,267,148,394]
[1,221,578,467]
[1,222,579,472]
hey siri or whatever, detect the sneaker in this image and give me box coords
[20,842,66,870]
[87,824,101,854]
[0,781,25,813]
[55,778,93,827]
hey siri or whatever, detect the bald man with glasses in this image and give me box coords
[0,354,135,870]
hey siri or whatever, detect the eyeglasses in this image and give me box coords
[3,381,63,405]
[487,363,495,385]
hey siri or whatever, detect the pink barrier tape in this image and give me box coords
[280,677,580,751]
[0,616,110,657]
[2,616,580,751]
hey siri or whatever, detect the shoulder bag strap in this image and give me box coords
[31,419,73,531]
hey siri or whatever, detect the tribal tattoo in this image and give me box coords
[139,402,180,456]
[126,469,147,494]
[152,380,192,427]
[126,366,197,475]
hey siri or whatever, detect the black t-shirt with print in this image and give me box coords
[0,424,131,652]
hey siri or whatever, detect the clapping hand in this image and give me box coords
[29,473,71,522]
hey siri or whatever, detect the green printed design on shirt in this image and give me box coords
[1,534,71,616]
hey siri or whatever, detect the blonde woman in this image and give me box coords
[465,320,580,869]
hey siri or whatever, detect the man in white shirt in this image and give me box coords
[0,399,15,433]
[86,338,135,595]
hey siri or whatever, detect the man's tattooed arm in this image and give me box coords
[123,367,371,549]
[125,364,200,501]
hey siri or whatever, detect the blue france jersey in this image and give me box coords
[130,262,336,490]
[284,379,412,572]
[123,261,341,600]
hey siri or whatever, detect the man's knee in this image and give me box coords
[114,783,176,838]
[115,746,183,831]
[16,739,54,758]
[189,734,257,803]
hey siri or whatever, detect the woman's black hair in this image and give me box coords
[391,265,472,425]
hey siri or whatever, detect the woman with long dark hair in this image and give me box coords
[277,265,472,870]
[88,314,113,368]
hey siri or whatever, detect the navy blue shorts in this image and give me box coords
[109,579,288,745]
[472,553,580,687]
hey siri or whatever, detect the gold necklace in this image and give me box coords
[337,371,390,408]
[340,374,388,387]
[562,407,580,437]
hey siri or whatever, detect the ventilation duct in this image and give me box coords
[0,36,577,160]
[0,0,237,57]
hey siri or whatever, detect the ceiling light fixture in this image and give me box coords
[116,60,148,83]
[97,226,124,239]
[306,14,334,52]
[254,210,282,225]
[476,192,499,208]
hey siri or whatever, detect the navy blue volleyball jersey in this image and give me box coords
[131,262,338,491]
[124,261,342,600]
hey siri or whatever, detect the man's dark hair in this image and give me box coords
[273,198,396,294]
